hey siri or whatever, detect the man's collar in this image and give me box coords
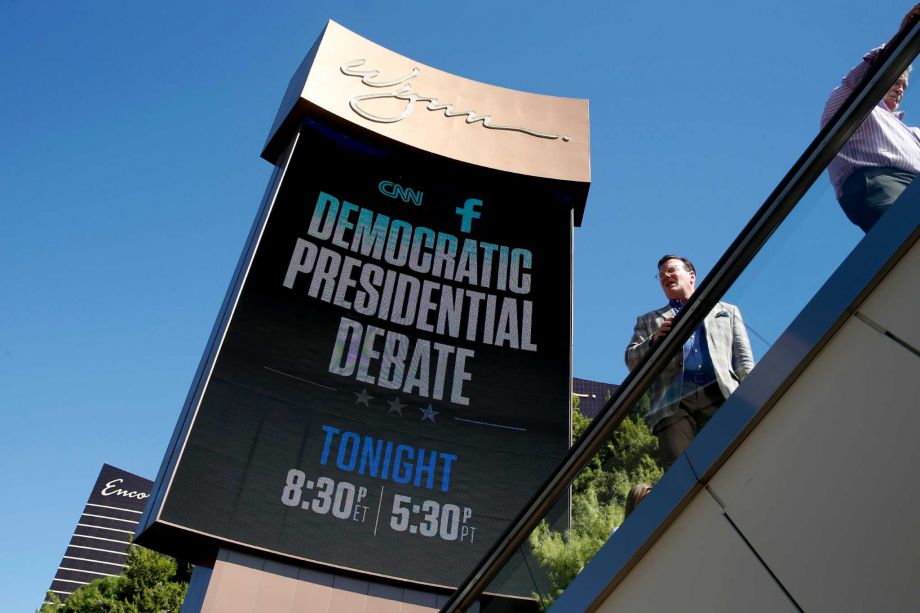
[880,99,906,121]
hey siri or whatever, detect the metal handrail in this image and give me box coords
[443,21,920,612]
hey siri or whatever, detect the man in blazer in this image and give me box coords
[626,255,754,469]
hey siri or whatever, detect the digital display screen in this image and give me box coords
[156,119,573,592]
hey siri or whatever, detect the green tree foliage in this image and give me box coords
[571,393,660,508]
[529,395,662,606]
[39,546,190,613]
[530,485,622,605]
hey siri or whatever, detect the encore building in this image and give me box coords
[573,377,619,418]
[43,464,151,606]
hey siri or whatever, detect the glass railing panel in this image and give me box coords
[471,389,667,611]
[451,168,879,608]
[446,24,920,612]
[474,143,905,610]
[721,178,861,355]
[724,48,917,355]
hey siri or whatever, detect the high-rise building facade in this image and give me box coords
[573,376,619,418]
[44,464,151,605]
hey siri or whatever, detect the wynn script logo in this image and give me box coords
[339,59,570,142]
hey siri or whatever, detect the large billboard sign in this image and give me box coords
[136,21,590,595]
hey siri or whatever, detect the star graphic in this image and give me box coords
[354,388,373,407]
[387,397,406,415]
[419,404,439,423]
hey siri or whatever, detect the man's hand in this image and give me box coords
[654,316,674,340]
[901,3,920,33]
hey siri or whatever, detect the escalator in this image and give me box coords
[444,17,920,613]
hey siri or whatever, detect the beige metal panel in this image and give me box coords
[292,568,334,612]
[857,238,920,352]
[328,575,369,612]
[201,552,262,613]
[252,560,298,613]
[400,587,439,611]
[596,491,797,613]
[193,552,444,613]
[264,21,589,185]
[365,581,403,613]
[709,317,920,613]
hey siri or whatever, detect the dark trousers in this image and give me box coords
[839,166,916,233]
[653,382,725,469]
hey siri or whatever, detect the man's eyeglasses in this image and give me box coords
[654,265,684,280]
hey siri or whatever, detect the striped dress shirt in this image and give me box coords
[821,46,920,198]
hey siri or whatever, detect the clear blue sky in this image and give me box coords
[1,1,908,610]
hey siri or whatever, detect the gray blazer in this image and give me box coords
[625,301,755,429]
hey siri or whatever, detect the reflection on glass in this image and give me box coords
[477,545,551,612]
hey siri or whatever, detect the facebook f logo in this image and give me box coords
[455,198,483,233]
